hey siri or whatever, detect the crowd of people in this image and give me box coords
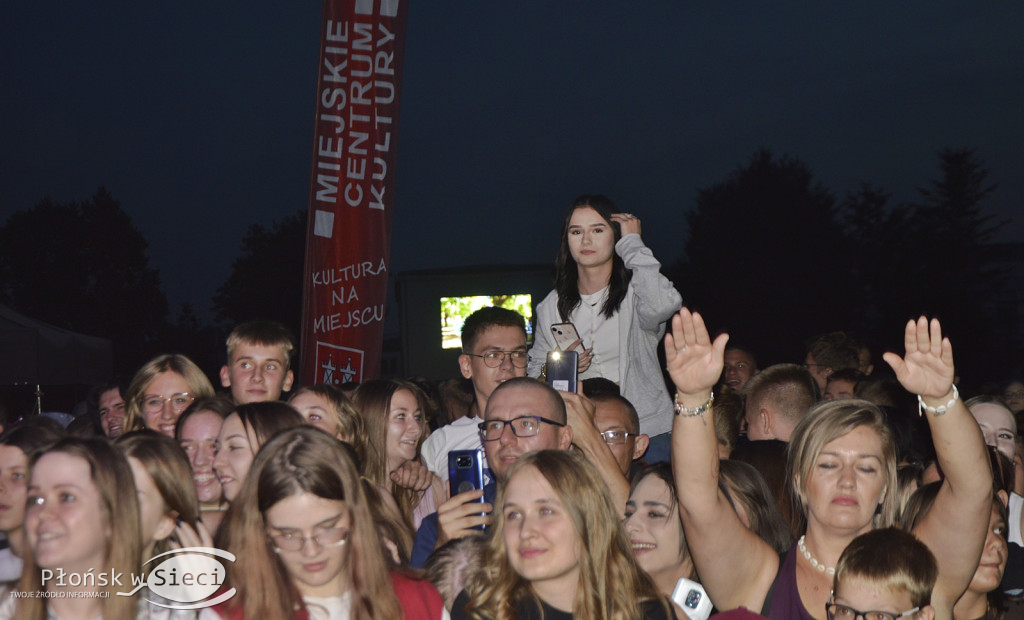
[0,195,1022,620]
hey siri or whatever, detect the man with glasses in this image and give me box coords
[591,393,649,477]
[411,377,572,567]
[421,307,528,484]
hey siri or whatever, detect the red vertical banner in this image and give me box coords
[300,0,408,386]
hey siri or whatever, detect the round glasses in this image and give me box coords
[465,350,528,368]
[479,416,565,441]
[141,393,194,414]
[268,525,349,553]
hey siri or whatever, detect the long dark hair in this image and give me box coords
[555,195,633,321]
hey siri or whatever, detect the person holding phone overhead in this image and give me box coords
[527,194,682,463]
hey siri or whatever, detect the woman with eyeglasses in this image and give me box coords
[203,426,446,619]
[354,380,446,532]
[526,195,682,463]
[666,309,992,620]
[124,353,215,437]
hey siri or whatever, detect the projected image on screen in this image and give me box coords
[440,295,533,349]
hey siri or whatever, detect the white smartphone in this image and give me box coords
[550,322,584,353]
[671,577,713,620]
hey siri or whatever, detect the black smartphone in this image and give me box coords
[546,350,578,392]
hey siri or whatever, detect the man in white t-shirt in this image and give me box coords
[420,307,528,484]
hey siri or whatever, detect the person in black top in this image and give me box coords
[451,450,676,619]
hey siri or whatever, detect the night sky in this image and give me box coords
[3,3,1022,331]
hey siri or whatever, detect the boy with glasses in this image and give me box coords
[828,528,937,620]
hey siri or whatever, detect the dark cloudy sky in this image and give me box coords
[3,3,1022,330]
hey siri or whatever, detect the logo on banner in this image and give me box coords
[114,547,236,610]
[316,342,364,385]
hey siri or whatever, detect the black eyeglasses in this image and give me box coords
[826,601,919,620]
[479,416,565,441]
[465,350,528,368]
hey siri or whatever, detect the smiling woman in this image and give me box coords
[211,401,305,502]
[124,354,216,437]
[452,450,674,619]
[354,380,445,532]
[0,437,141,620]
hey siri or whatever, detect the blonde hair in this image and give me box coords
[463,450,666,620]
[216,426,402,619]
[787,399,899,534]
[834,527,937,608]
[289,384,365,462]
[353,379,430,529]
[225,320,295,370]
[124,354,215,432]
[116,430,200,557]
[17,438,141,620]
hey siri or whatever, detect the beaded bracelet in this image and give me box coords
[674,391,714,425]
[917,384,959,417]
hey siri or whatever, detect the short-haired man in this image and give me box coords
[420,307,528,483]
[411,377,570,567]
[219,320,295,404]
[743,363,817,442]
[591,394,649,477]
[804,331,861,392]
[721,346,759,392]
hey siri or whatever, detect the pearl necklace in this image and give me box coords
[798,535,835,577]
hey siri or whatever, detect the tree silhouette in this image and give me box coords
[901,148,1007,381]
[670,147,1008,384]
[0,187,168,373]
[212,210,306,341]
[669,149,854,363]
